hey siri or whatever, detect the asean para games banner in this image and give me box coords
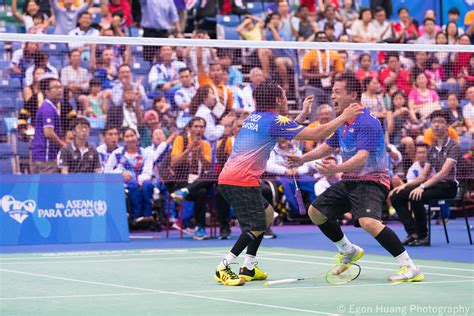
[0,174,129,245]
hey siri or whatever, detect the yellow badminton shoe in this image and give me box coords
[387,266,424,282]
[333,245,364,275]
[215,266,246,286]
[239,265,268,281]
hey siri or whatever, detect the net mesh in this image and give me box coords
[0,34,472,223]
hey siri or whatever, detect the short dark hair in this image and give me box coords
[111,10,124,18]
[187,116,206,128]
[102,125,118,135]
[68,48,80,58]
[397,7,408,15]
[359,7,372,19]
[374,6,385,14]
[39,78,61,94]
[78,11,91,19]
[429,109,450,122]
[334,72,362,101]
[424,17,436,25]
[448,7,460,16]
[90,78,102,87]
[447,91,459,100]
[253,80,283,112]
[72,117,90,129]
[415,142,429,149]
[358,53,371,64]
[384,51,400,63]
[179,67,191,74]
[32,12,44,21]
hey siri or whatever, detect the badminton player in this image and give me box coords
[215,80,363,286]
[288,73,424,282]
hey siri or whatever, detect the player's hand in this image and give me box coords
[315,158,339,176]
[287,154,303,168]
[340,103,363,122]
[301,95,314,118]
[409,186,424,201]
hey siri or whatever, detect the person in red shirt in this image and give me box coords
[101,0,133,27]
[392,7,418,43]
[379,52,411,96]
[355,53,378,82]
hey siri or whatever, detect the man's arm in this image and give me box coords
[422,160,455,188]
[44,126,66,147]
[294,103,362,141]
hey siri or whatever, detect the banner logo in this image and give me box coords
[1,195,36,224]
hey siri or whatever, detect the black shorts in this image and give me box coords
[311,181,388,224]
[218,184,270,232]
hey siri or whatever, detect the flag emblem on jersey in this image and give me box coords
[275,115,292,125]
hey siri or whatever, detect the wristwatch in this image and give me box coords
[419,183,425,189]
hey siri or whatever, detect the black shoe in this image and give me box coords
[402,233,418,246]
[218,226,231,240]
[263,227,276,239]
[408,236,430,246]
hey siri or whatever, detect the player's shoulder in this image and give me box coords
[356,109,380,126]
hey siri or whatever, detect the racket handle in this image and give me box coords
[264,279,298,287]
[295,188,306,215]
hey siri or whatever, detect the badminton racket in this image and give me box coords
[264,263,361,287]
[293,175,306,215]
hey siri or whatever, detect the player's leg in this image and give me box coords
[310,182,364,270]
[214,185,266,286]
[350,182,424,282]
[239,200,273,281]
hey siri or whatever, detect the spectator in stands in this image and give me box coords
[96,27,132,64]
[168,117,212,240]
[18,67,46,140]
[28,13,47,34]
[445,92,465,135]
[361,76,387,120]
[25,51,59,86]
[100,0,133,28]
[151,96,174,133]
[61,49,91,100]
[416,18,437,44]
[111,64,147,108]
[442,8,464,35]
[393,7,418,43]
[105,127,155,224]
[323,22,336,42]
[302,32,344,106]
[12,0,50,33]
[83,78,108,118]
[306,104,335,149]
[97,125,121,171]
[390,110,460,246]
[338,0,358,30]
[350,7,377,43]
[10,42,40,78]
[240,67,265,114]
[318,5,343,39]
[68,12,100,60]
[463,86,474,132]
[267,138,316,217]
[406,143,430,184]
[146,127,176,189]
[140,0,182,62]
[379,52,411,96]
[372,6,393,42]
[217,49,243,88]
[453,34,473,80]
[297,5,319,41]
[276,0,299,42]
[408,71,441,121]
[183,30,217,75]
[461,53,474,88]
[264,12,296,92]
[148,46,186,95]
[386,90,417,161]
[445,22,459,45]
[58,117,101,173]
[106,84,143,134]
[418,10,441,36]
[51,0,92,35]
[190,85,236,142]
[355,53,378,81]
[197,47,233,114]
[174,67,197,116]
[31,78,65,174]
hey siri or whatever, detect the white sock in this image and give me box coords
[217,253,237,270]
[243,254,256,270]
[395,251,416,269]
[334,235,355,254]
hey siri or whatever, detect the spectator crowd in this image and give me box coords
[0,0,473,241]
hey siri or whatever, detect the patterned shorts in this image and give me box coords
[218,184,270,232]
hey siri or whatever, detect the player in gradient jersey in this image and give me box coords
[289,73,424,283]
[214,80,363,286]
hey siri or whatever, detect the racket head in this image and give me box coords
[325,263,361,285]
[295,187,306,215]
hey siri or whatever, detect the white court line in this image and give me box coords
[0,250,191,261]
[0,268,338,316]
[2,279,472,302]
[257,251,474,273]
[0,255,218,265]
[196,251,474,279]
